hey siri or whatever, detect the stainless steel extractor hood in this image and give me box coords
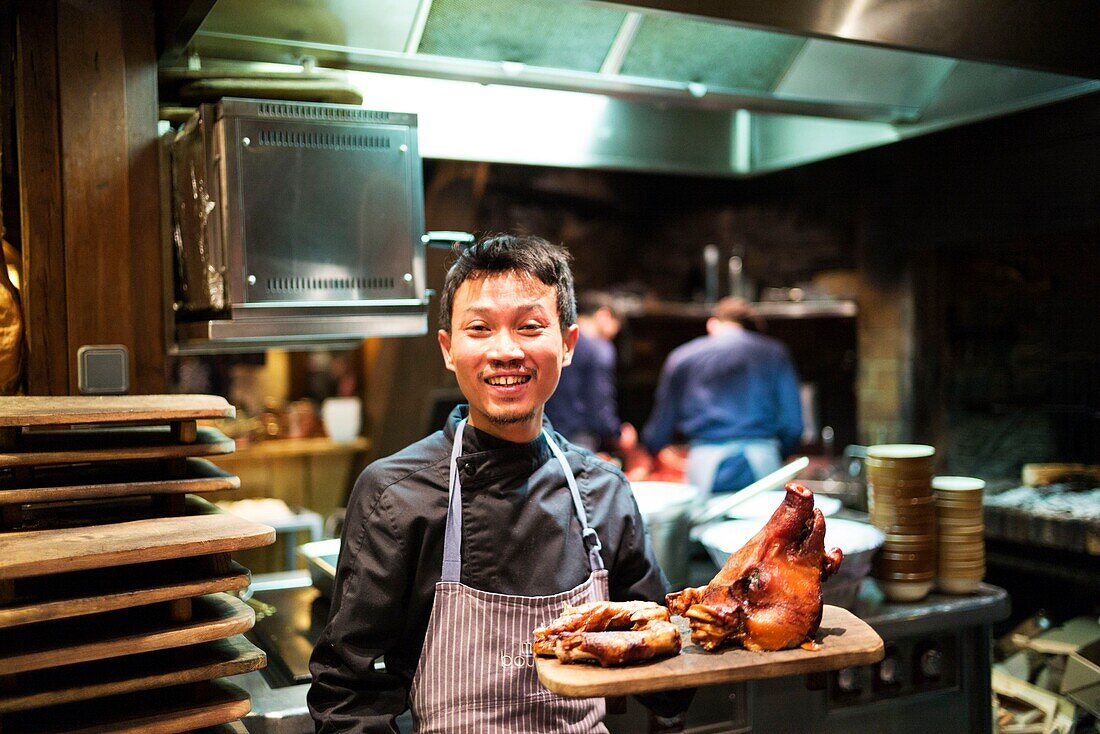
[159,0,1099,177]
[170,98,429,354]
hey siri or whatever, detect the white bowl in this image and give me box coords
[723,490,841,520]
[628,481,701,589]
[628,481,701,518]
[880,579,934,602]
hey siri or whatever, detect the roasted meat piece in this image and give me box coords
[533,600,682,666]
[667,482,843,652]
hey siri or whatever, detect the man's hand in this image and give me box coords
[618,422,655,480]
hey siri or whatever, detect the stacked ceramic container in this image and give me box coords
[932,476,986,594]
[865,444,936,602]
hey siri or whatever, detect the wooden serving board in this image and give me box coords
[189,724,248,734]
[0,495,275,580]
[0,636,264,713]
[0,426,235,468]
[0,593,254,675]
[0,458,239,505]
[0,679,250,734]
[0,395,235,427]
[0,556,250,628]
[535,605,884,697]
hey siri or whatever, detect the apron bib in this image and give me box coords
[410,419,609,733]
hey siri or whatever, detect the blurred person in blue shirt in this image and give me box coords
[642,297,803,495]
[545,293,632,453]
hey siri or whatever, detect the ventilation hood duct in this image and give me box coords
[160,0,1099,177]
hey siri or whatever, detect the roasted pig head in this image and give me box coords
[667,481,843,651]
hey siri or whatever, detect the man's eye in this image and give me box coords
[520,323,546,332]
[467,324,490,333]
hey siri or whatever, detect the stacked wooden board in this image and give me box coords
[0,395,276,733]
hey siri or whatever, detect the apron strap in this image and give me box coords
[543,428,605,572]
[442,419,606,582]
[441,419,467,582]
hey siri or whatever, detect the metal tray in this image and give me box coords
[297,538,341,599]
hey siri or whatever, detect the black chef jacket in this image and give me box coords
[308,406,685,733]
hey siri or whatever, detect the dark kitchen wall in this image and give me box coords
[399,93,1100,480]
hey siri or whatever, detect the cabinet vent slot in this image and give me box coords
[266,277,396,292]
[255,129,391,150]
[255,103,392,123]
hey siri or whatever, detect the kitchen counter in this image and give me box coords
[232,571,1008,734]
[207,438,369,575]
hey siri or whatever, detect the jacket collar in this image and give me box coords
[443,405,558,489]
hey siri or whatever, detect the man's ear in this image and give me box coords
[706,317,719,335]
[561,324,580,367]
[438,329,456,372]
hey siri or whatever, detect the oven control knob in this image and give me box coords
[920,648,943,679]
[878,656,899,685]
[836,668,860,693]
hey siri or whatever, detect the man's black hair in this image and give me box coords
[438,234,577,332]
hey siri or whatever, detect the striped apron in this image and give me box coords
[410,418,609,733]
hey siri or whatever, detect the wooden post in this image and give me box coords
[17,0,166,395]
[14,0,69,395]
[203,552,233,576]
[166,456,189,478]
[171,420,198,444]
[154,492,186,517]
[0,504,22,530]
[0,428,19,451]
[168,597,193,622]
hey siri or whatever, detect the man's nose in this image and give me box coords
[487,330,525,361]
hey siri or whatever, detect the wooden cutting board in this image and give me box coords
[188,724,248,734]
[1022,463,1100,486]
[0,426,235,468]
[0,458,240,505]
[0,593,254,675]
[0,495,274,580]
[0,557,250,628]
[535,605,884,697]
[0,395,235,427]
[0,636,264,713]
[1,678,250,734]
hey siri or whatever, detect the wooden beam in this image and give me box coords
[122,0,167,393]
[56,0,165,394]
[57,0,131,395]
[14,0,69,395]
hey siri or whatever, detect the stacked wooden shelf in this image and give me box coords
[0,395,276,733]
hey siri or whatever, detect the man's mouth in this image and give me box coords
[484,374,532,386]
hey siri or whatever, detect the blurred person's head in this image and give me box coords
[576,291,621,341]
[707,296,754,334]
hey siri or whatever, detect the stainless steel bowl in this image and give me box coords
[696,518,884,608]
[629,481,701,589]
[298,537,341,598]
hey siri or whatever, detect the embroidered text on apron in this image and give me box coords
[410,419,610,733]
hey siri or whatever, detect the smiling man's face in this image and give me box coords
[438,270,578,443]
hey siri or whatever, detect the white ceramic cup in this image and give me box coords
[321,397,362,442]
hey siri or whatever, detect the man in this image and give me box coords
[642,297,803,495]
[309,234,686,733]
[545,292,627,453]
